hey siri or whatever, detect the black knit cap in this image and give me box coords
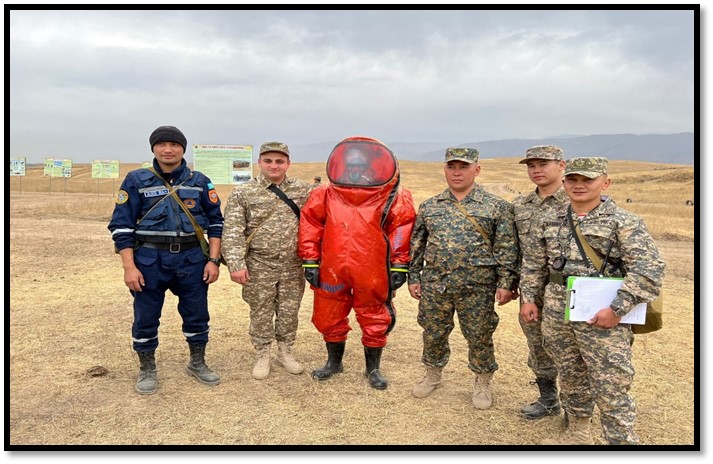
[149,125,187,152]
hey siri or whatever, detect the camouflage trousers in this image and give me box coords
[417,281,499,373]
[518,308,557,380]
[542,283,638,445]
[242,257,306,350]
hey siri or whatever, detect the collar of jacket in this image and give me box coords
[256,173,292,189]
[524,185,569,205]
[153,158,190,183]
[435,183,484,203]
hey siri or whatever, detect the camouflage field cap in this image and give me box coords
[445,147,479,164]
[519,145,564,164]
[565,157,608,178]
[259,141,290,157]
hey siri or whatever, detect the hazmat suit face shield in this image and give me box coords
[327,138,397,187]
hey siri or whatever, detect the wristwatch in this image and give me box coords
[207,257,221,266]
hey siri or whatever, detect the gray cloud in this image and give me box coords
[9,8,695,163]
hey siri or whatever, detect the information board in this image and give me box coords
[10,157,26,176]
[193,144,253,185]
[92,160,120,179]
[44,158,72,178]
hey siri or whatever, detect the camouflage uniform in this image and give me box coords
[513,145,569,381]
[222,172,313,349]
[519,157,665,445]
[409,182,519,374]
[514,186,569,379]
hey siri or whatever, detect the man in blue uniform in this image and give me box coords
[108,125,224,395]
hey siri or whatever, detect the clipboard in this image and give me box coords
[565,276,646,324]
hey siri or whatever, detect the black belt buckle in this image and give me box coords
[169,242,181,253]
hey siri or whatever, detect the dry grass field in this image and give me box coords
[7,159,696,448]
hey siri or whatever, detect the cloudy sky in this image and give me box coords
[9,7,696,164]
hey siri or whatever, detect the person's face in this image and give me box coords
[563,173,611,206]
[258,152,290,183]
[444,160,480,192]
[152,141,185,171]
[526,159,565,188]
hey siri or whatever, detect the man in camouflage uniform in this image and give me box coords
[221,142,314,380]
[513,145,568,420]
[519,157,665,445]
[408,147,519,409]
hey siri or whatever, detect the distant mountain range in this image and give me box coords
[289,133,694,165]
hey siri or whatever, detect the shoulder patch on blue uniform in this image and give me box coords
[116,190,129,204]
[207,182,215,189]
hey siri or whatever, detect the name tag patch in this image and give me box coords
[144,188,169,198]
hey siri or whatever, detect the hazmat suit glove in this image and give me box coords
[303,260,320,288]
[390,264,409,290]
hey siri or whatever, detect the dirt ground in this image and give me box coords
[7,188,697,449]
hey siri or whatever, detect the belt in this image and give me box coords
[137,235,199,244]
[137,240,201,253]
[548,270,570,286]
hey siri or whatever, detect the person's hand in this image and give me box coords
[203,261,220,284]
[587,307,622,329]
[124,266,145,292]
[389,264,408,290]
[495,288,514,305]
[230,268,250,285]
[520,302,539,323]
[408,283,422,300]
[303,260,320,288]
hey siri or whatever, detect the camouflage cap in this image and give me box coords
[519,145,564,164]
[259,141,290,157]
[565,157,608,178]
[445,147,479,164]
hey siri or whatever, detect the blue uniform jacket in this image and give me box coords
[108,159,224,251]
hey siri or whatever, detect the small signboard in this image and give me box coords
[44,158,72,178]
[10,157,26,176]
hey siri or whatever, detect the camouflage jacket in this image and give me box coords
[513,186,569,300]
[222,174,313,272]
[519,197,666,316]
[408,185,519,291]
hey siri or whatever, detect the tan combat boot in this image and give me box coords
[540,416,595,445]
[276,341,304,374]
[412,365,443,398]
[472,372,494,409]
[252,344,271,380]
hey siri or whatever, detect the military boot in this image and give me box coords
[312,341,345,380]
[540,416,595,445]
[472,372,494,409]
[364,346,388,390]
[412,365,443,398]
[521,377,562,419]
[136,350,158,395]
[276,341,304,374]
[186,344,220,385]
[252,344,271,380]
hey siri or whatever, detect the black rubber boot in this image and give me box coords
[312,341,345,380]
[364,346,388,390]
[186,344,220,385]
[136,351,158,395]
[521,377,561,419]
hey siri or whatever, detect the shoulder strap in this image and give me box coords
[267,183,300,218]
[451,200,491,249]
[567,205,604,276]
[147,167,207,244]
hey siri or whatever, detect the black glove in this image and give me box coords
[303,260,320,288]
[389,263,409,290]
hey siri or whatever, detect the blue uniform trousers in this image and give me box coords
[131,246,210,352]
